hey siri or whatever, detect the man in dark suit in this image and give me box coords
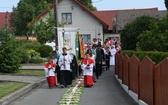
[95,42,104,79]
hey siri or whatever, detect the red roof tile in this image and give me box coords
[0,12,11,29]
[91,7,158,30]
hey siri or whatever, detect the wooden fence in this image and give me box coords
[115,53,168,105]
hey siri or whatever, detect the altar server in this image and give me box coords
[81,52,94,87]
[44,59,57,88]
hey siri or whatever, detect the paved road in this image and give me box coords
[2,66,138,105]
[8,83,66,105]
[80,66,138,105]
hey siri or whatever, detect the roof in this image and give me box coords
[91,7,158,31]
[0,12,11,29]
[28,0,108,29]
[116,10,167,31]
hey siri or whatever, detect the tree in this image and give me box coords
[0,29,21,73]
[165,0,168,10]
[11,0,96,36]
[11,0,52,36]
[137,14,168,51]
[120,16,159,50]
[78,0,97,10]
[28,11,55,44]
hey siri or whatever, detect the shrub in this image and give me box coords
[0,37,21,73]
[37,45,53,57]
[16,47,30,64]
[121,51,168,64]
[20,41,41,52]
[29,58,44,64]
[28,49,40,58]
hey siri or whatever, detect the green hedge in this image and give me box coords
[29,58,44,64]
[122,51,168,64]
[37,45,53,57]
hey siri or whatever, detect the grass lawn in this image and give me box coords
[0,70,45,76]
[0,82,27,99]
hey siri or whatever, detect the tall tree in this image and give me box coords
[28,11,55,44]
[78,0,97,10]
[137,14,168,51]
[165,0,168,10]
[120,16,158,50]
[11,0,52,36]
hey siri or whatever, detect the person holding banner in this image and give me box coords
[81,51,94,87]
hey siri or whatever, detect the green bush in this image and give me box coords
[16,47,30,64]
[0,38,21,73]
[37,45,53,57]
[19,41,41,52]
[28,49,40,58]
[120,16,159,50]
[29,58,44,64]
[121,51,168,64]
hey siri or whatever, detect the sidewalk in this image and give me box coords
[20,64,44,70]
[8,83,66,105]
[80,66,138,105]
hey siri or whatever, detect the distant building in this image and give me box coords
[0,12,11,29]
[116,10,167,31]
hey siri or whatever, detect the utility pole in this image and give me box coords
[5,11,9,35]
[54,0,58,46]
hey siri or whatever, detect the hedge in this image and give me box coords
[37,45,53,57]
[122,51,168,64]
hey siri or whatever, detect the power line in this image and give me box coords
[92,0,104,4]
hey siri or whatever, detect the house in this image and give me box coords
[30,0,166,43]
[31,0,108,43]
[0,12,11,29]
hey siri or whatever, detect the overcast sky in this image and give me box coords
[0,0,167,12]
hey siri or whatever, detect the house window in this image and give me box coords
[80,34,91,43]
[62,13,72,24]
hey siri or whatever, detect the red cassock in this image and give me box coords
[44,63,57,88]
[81,58,94,87]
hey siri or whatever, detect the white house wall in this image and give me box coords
[36,0,103,42]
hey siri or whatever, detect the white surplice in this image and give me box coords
[110,48,117,65]
[58,54,72,71]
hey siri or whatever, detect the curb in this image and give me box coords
[0,79,46,105]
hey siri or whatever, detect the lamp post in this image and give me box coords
[54,0,58,46]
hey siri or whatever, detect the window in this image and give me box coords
[62,13,72,24]
[80,34,91,43]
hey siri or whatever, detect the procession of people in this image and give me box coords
[44,37,121,88]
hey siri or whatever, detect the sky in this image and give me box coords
[0,0,167,12]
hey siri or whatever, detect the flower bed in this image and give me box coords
[58,78,84,105]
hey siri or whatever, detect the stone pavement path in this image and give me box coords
[8,83,66,105]
[80,66,138,105]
